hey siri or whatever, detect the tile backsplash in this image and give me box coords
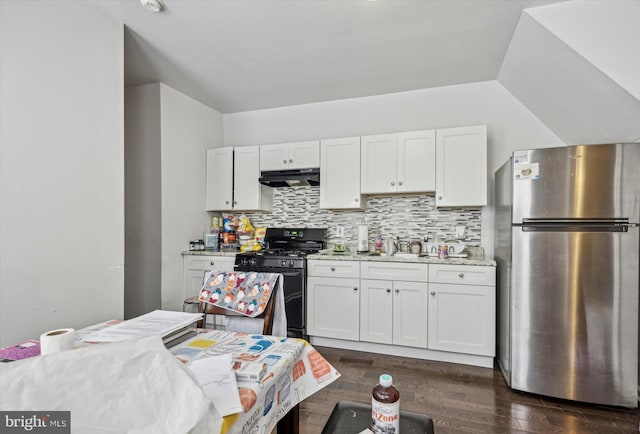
[223,187,481,249]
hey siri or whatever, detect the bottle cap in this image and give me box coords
[379,374,393,387]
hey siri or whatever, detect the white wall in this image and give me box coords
[125,84,162,318]
[125,84,222,316]
[0,1,124,346]
[526,0,640,101]
[224,80,565,257]
[498,11,640,145]
[159,84,223,311]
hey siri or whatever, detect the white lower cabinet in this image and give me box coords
[428,264,495,356]
[307,259,496,367]
[360,279,428,348]
[359,279,393,344]
[183,255,236,299]
[307,260,360,341]
[392,281,429,348]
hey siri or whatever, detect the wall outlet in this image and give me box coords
[336,226,344,238]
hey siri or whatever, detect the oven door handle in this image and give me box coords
[234,267,303,277]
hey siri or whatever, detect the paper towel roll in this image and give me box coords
[357,225,369,252]
[40,328,75,355]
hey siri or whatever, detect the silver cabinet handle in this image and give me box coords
[390,181,395,186]
[330,267,336,272]
[283,159,287,164]
[430,291,436,296]
[398,181,403,186]
[210,261,215,265]
[354,198,359,202]
[353,286,358,291]
[289,159,293,163]
[225,200,229,204]
[386,288,391,293]
[234,201,237,205]
[458,273,464,278]
[395,288,400,293]
[438,196,442,200]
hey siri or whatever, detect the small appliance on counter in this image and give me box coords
[204,233,219,250]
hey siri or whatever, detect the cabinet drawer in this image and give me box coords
[307,260,359,278]
[361,261,428,282]
[185,255,235,271]
[429,264,495,286]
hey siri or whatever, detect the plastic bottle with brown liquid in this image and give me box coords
[371,374,400,433]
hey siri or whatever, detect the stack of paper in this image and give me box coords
[188,353,243,416]
[83,310,203,343]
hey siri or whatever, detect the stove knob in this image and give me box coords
[289,260,295,267]
[249,258,257,266]
[281,260,287,267]
[241,258,247,266]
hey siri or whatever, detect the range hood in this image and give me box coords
[259,168,320,188]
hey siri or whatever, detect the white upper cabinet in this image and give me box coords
[206,146,272,212]
[320,137,365,210]
[361,130,435,194]
[397,130,436,193]
[206,147,233,211]
[435,125,487,207]
[260,140,320,171]
[361,134,397,194]
[233,146,273,211]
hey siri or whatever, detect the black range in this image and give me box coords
[234,228,326,339]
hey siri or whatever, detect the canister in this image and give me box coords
[438,245,448,259]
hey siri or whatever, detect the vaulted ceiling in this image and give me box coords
[91,0,640,144]
[91,0,560,113]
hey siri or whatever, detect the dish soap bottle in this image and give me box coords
[372,373,400,433]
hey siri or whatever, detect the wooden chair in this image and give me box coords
[196,281,278,335]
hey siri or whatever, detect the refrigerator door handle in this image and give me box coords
[520,221,635,232]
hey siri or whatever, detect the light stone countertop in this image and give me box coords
[307,251,496,267]
[181,250,239,257]
[181,249,496,266]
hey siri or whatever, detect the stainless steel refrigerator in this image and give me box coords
[495,143,639,407]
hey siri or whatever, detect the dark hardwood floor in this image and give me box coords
[299,346,640,433]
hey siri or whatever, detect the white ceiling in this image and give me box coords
[91,0,563,113]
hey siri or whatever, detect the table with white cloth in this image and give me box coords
[169,329,341,434]
[0,322,340,434]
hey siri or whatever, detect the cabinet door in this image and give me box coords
[360,279,393,344]
[288,140,320,169]
[206,147,233,211]
[397,130,436,193]
[320,137,364,209]
[392,281,428,348]
[185,255,235,272]
[259,143,289,171]
[435,125,487,207]
[183,256,236,298]
[361,261,428,282]
[185,269,208,299]
[233,146,273,211]
[361,134,397,194]
[307,260,360,279]
[307,277,360,341]
[428,283,495,356]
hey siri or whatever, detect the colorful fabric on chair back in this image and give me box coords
[198,271,279,318]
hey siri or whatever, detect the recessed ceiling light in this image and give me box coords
[140,0,164,13]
